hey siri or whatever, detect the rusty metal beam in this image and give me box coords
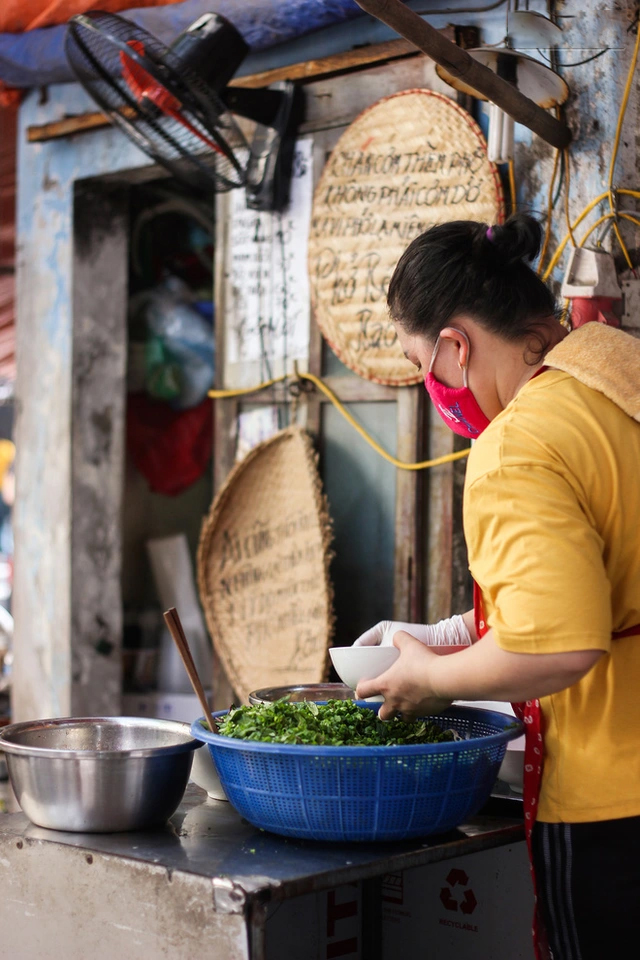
[353,0,572,149]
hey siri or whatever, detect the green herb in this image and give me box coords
[210,699,454,747]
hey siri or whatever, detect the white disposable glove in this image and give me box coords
[353,615,472,648]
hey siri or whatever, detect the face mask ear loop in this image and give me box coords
[454,328,471,388]
[430,328,471,385]
[428,337,442,374]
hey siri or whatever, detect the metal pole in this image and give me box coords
[353,0,572,149]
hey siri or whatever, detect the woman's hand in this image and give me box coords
[356,626,604,718]
[356,631,453,720]
[353,614,474,648]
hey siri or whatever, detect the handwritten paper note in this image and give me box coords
[308,90,504,385]
[222,139,314,389]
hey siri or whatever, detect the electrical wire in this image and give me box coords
[563,148,576,247]
[537,146,561,276]
[541,189,640,281]
[541,21,640,282]
[596,208,640,245]
[415,0,508,13]
[536,47,610,69]
[208,372,470,472]
[607,19,640,272]
[508,159,517,213]
[578,211,640,248]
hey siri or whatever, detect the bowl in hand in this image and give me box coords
[329,646,399,701]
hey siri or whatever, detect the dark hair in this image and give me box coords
[387,214,558,355]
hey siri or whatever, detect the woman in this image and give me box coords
[354,214,640,960]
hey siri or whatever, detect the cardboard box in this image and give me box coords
[266,883,361,960]
[381,843,534,960]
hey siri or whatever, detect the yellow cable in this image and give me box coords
[209,373,470,472]
[538,147,561,277]
[208,375,285,399]
[508,159,517,214]
[542,189,640,281]
[578,211,640,248]
[607,19,640,271]
[563,149,576,247]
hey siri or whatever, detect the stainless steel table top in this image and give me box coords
[0,784,524,911]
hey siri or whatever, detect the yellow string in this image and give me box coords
[507,159,517,214]
[542,23,640,283]
[542,188,640,282]
[537,146,561,277]
[563,148,576,247]
[606,18,640,272]
[209,372,470,472]
[578,211,640,248]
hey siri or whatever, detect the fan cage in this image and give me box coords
[66,11,249,193]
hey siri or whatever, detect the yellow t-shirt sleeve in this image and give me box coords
[465,463,612,654]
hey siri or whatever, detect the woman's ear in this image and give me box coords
[439,327,470,369]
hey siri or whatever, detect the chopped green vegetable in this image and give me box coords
[210,699,454,746]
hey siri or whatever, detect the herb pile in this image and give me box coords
[213,699,454,747]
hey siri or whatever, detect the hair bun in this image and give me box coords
[484,213,543,266]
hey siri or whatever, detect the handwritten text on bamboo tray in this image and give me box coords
[308,89,504,386]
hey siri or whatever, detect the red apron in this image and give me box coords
[473,582,640,960]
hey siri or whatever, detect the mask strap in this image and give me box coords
[429,327,471,387]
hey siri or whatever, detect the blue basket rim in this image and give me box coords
[190,703,523,756]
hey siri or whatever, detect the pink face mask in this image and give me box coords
[424,330,491,439]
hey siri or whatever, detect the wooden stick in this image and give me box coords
[352,0,571,149]
[163,607,218,733]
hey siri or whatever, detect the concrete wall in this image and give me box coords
[13,85,153,720]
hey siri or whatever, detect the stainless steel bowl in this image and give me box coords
[0,716,202,833]
[248,683,355,705]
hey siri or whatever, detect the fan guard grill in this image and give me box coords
[66,11,249,193]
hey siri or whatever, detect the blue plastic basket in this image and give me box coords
[191,704,523,842]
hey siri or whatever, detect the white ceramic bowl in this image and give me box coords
[190,739,228,801]
[329,646,400,701]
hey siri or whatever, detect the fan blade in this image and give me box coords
[65,11,251,194]
[120,40,226,158]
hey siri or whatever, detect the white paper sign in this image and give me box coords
[222,139,313,388]
[235,406,281,462]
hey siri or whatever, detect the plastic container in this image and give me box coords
[191,704,523,842]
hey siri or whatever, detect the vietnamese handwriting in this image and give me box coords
[219,512,319,571]
[328,147,486,180]
[223,577,321,620]
[311,211,434,244]
[313,249,388,307]
[225,612,326,647]
[319,176,485,214]
[219,542,324,596]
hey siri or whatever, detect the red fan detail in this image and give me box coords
[120,40,225,156]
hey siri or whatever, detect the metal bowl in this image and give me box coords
[0,716,202,833]
[248,683,355,705]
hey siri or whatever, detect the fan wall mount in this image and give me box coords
[66,11,304,211]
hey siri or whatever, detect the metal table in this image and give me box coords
[0,785,524,960]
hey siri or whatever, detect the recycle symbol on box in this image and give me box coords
[439,868,478,915]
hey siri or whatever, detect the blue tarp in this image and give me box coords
[0,0,364,89]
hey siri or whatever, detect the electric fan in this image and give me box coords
[65,11,303,211]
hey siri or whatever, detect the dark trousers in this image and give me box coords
[532,816,640,960]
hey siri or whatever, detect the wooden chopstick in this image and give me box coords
[162,607,218,733]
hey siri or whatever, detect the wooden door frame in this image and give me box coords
[211,39,470,707]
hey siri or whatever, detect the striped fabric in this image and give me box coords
[533,815,640,960]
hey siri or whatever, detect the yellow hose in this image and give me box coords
[209,372,470,472]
